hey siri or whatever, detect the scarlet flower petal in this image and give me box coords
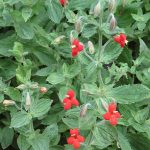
[63,98,70,103]
[108,102,116,113]
[67,90,75,99]
[70,128,79,136]
[113,33,127,48]
[103,112,111,120]
[72,39,80,46]
[72,48,78,57]
[64,101,72,110]
[113,36,120,43]
[78,43,84,52]
[71,98,79,106]
[114,111,121,118]
[72,139,80,149]
[77,135,85,143]
[59,0,66,6]
[67,136,75,144]
[110,115,118,126]
[120,41,125,48]
[120,33,126,41]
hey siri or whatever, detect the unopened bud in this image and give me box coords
[53,35,65,45]
[101,99,108,111]
[88,41,95,54]
[25,92,31,111]
[108,0,116,12]
[40,87,48,94]
[75,18,82,33]
[80,103,91,117]
[109,14,117,30]
[94,2,101,17]
[3,100,15,106]
[70,31,74,44]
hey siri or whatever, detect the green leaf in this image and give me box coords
[133,107,149,124]
[128,134,150,150]
[33,50,56,66]
[10,42,23,62]
[65,9,76,23]
[91,124,116,149]
[0,94,4,103]
[82,83,99,96]
[101,41,123,63]
[47,73,65,85]
[30,99,52,118]
[22,7,32,22]
[17,135,30,150]
[139,38,149,53]
[117,129,132,150]
[62,108,80,128]
[79,110,96,130]
[45,0,63,24]
[82,24,97,38]
[64,63,81,79]
[15,22,34,39]
[16,60,32,83]
[28,134,49,150]
[0,34,16,57]
[43,124,59,145]
[1,127,14,149]
[107,84,150,104]
[10,112,31,128]
[68,0,94,10]
[35,67,51,76]
[5,87,21,102]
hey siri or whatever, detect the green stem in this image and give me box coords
[83,49,96,63]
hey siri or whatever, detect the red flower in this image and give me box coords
[103,102,121,126]
[67,129,85,149]
[63,98,72,110]
[70,128,79,136]
[67,90,75,99]
[63,90,80,110]
[59,0,67,6]
[113,33,128,48]
[71,39,84,57]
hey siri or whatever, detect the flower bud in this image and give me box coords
[3,100,15,106]
[25,92,31,111]
[108,0,116,12]
[109,14,117,30]
[80,103,91,117]
[70,31,74,44]
[94,2,101,17]
[40,87,48,94]
[88,41,95,54]
[75,18,82,33]
[53,35,65,45]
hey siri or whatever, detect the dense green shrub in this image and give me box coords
[0,0,150,149]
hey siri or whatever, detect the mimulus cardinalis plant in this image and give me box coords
[67,128,85,149]
[113,33,128,48]
[103,102,121,126]
[63,90,79,110]
[0,0,150,150]
[71,39,84,57]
